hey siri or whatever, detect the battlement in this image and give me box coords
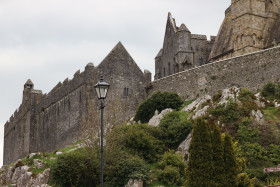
[191,34,207,40]
[4,101,32,137]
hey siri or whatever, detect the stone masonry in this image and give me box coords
[154,13,216,80]
[149,46,280,100]
[4,1,280,166]
[209,0,280,61]
[4,42,151,165]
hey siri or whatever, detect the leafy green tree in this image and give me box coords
[186,118,213,187]
[212,124,225,186]
[134,91,183,123]
[223,133,238,186]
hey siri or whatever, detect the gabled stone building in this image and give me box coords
[4,42,151,165]
[154,13,216,80]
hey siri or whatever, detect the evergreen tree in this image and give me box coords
[186,118,213,187]
[223,133,238,186]
[212,124,225,186]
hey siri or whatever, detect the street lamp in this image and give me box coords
[94,76,110,187]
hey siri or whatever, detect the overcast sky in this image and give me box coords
[0,0,231,166]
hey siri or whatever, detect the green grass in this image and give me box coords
[179,99,194,111]
[263,107,280,123]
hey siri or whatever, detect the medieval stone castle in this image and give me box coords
[4,0,280,165]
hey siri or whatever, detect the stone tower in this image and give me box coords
[22,79,34,103]
[155,13,215,80]
[210,0,280,61]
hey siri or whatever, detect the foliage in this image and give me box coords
[236,118,260,145]
[240,142,268,167]
[261,82,280,100]
[106,123,164,163]
[212,124,225,186]
[134,91,183,123]
[267,144,280,165]
[238,89,258,116]
[223,133,238,186]
[262,106,280,123]
[212,91,222,103]
[104,150,149,187]
[49,148,99,187]
[237,173,262,187]
[157,150,186,186]
[157,111,192,149]
[186,118,213,187]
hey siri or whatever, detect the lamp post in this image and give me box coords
[94,76,110,187]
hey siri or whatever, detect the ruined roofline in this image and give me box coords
[97,41,145,75]
[152,45,280,83]
[167,12,177,32]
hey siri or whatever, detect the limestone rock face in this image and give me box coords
[177,132,192,161]
[251,110,265,125]
[125,179,143,187]
[0,159,51,187]
[34,159,47,169]
[218,86,240,105]
[148,108,173,127]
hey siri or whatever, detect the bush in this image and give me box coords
[122,124,164,162]
[104,151,149,187]
[267,144,280,165]
[261,82,280,100]
[50,148,99,187]
[134,91,183,123]
[157,150,186,186]
[157,111,192,149]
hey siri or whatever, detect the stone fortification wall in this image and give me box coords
[4,65,95,165]
[4,42,150,165]
[148,46,280,100]
[4,101,32,165]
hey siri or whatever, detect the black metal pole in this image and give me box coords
[100,101,104,187]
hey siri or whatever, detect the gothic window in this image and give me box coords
[164,67,166,77]
[124,88,129,97]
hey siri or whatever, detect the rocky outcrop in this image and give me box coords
[125,179,143,187]
[0,159,51,187]
[177,132,192,162]
[148,108,173,127]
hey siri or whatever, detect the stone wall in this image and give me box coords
[154,13,215,80]
[210,0,280,61]
[148,46,280,100]
[4,42,150,165]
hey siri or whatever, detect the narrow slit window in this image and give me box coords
[124,88,129,97]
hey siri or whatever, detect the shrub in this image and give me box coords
[261,82,276,98]
[157,111,192,149]
[261,82,280,100]
[267,144,280,165]
[237,118,260,145]
[240,142,268,167]
[157,150,186,186]
[123,124,164,162]
[50,148,99,187]
[104,151,149,187]
[134,91,183,123]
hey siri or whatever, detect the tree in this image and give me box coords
[134,91,183,123]
[223,133,238,186]
[212,124,225,186]
[186,118,213,187]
